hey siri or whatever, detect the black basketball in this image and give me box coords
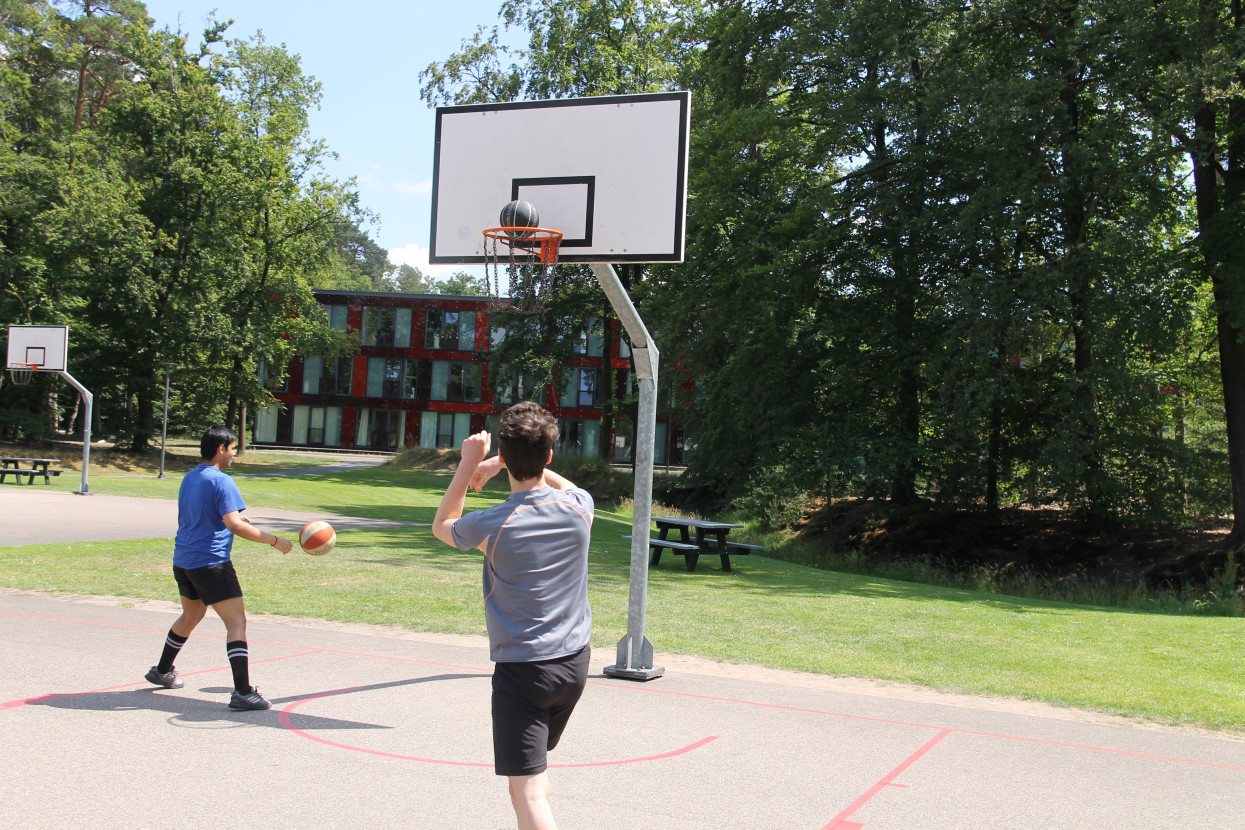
[500,199,539,229]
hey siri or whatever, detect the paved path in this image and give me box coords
[0,488,420,547]
[1,482,1243,828]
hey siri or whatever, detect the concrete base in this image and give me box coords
[603,663,666,681]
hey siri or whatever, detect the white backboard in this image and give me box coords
[430,91,691,264]
[6,325,68,372]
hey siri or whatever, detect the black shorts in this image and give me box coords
[491,645,591,777]
[173,561,243,606]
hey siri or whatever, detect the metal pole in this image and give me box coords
[60,371,92,495]
[590,263,664,681]
[158,365,170,479]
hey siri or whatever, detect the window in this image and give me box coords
[324,304,349,331]
[426,309,477,351]
[292,405,342,447]
[572,318,605,357]
[618,331,632,359]
[356,408,405,450]
[494,365,546,405]
[303,356,352,395]
[254,403,280,443]
[257,358,288,393]
[431,360,482,402]
[361,306,411,347]
[560,367,602,408]
[611,420,633,462]
[420,411,472,449]
[557,418,600,458]
[367,358,418,398]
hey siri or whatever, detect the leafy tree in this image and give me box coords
[436,271,487,296]
[391,263,437,293]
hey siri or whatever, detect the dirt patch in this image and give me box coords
[798,499,1238,591]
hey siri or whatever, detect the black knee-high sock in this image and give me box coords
[157,630,188,673]
[226,640,250,693]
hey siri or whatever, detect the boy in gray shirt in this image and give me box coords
[432,402,592,830]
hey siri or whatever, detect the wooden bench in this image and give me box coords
[622,535,700,568]
[624,535,759,572]
[0,468,61,485]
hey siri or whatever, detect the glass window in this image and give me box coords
[426,309,477,351]
[303,356,353,395]
[367,357,417,398]
[420,411,471,449]
[431,360,482,402]
[293,405,342,447]
[325,304,349,331]
[611,419,634,462]
[557,418,600,457]
[357,408,404,451]
[495,365,546,405]
[254,403,279,443]
[258,358,288,393]
[572,318,605,357]
[362,306,411,347]
[560,367,601,408]
[618,331,632,359]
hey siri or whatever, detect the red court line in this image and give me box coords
[823,728,953,830]
[278,687,718,767]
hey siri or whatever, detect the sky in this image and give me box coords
[141,0,513,280]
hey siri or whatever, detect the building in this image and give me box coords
[251,289,684,464]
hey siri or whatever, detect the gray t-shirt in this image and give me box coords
[450,485,593,662]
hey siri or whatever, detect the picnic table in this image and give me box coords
[0,457,62,485]
[625,516,764,572]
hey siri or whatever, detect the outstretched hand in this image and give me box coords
[469,456,505,492]
[272,536,293,555]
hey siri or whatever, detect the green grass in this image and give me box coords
[2,460,1244,733]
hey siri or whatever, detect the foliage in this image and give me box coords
[0,6,368,450]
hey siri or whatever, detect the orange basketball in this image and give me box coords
[299,520,336,556]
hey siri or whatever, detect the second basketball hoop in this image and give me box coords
[483,200,563,315]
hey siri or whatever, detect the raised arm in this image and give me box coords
[542,466,577,492]
[434,431,491,546]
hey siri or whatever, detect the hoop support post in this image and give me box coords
[591,262,664,681]
[59,370,93,495]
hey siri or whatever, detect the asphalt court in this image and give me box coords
[3,590,1243,829]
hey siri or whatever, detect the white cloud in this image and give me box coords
[388,243,475,280]
[394,179,432,194]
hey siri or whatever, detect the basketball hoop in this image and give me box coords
[7,363,37,385]
[482,227,564,315]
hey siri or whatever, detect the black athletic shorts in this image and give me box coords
[491,645,591,777]
[173,561,243,606]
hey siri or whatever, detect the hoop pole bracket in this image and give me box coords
[590,263,664,681]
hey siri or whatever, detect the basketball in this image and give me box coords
[299,520,336,556]
[499,200,539,238]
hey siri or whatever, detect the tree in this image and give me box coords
[436,271,487,296]
[391,263,437,293]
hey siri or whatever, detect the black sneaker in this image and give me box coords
[145,666,184,689]
[229,687,270,711]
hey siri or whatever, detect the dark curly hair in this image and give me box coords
[498,401,559,481]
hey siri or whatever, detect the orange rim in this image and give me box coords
[483,227,563,265]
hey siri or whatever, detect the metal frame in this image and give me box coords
[591,263,664,681]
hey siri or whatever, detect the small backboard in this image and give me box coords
[429,91,690,264]
[6,325,68,372]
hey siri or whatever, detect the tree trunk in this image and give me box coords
[1192,89,1245,549]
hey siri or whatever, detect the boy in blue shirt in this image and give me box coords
[144,424,294,710]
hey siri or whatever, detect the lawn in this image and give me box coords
[2,458,1243,734]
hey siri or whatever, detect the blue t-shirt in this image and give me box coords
[173,465,247,569]
[450,486,593,663]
